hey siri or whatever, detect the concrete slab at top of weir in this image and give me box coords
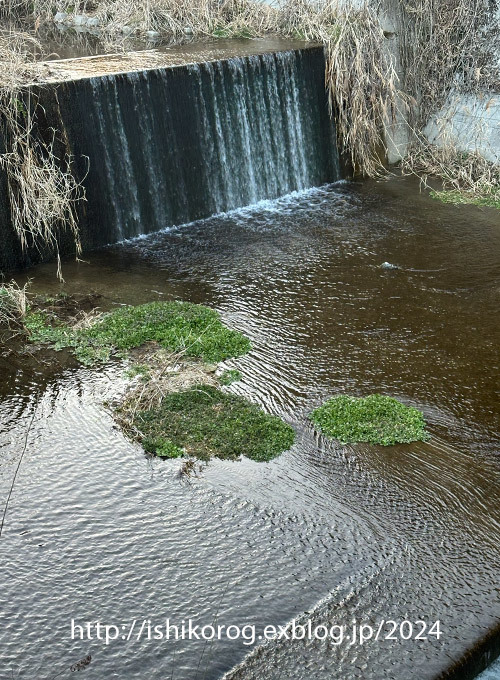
[29,38,321,85]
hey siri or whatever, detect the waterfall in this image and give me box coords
[0,45,340,270]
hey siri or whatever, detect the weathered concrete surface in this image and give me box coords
[425,92,500,164]
[25,38,314,84]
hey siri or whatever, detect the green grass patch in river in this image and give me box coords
[25,301,251,366]
[133,385,295,462]
[310,394,429,446]
[430,188,500,210]
[23,297,293,464]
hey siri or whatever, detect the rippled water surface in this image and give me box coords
[1,177,499,680]
[478,657,500,679]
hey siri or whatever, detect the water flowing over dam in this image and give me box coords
[0,42,339,271]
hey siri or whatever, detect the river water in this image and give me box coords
[0,177,499,680]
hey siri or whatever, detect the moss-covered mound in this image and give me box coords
[133,385,295,462]
[25,301,250,365]
[219,368,242,385]
[23,297,292,465]
[310,394,429,446]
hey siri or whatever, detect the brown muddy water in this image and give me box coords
[0,177,499,680]
[1,21,308,63]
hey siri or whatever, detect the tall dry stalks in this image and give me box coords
[392,0,500,194]
[0,31,85,279]
[279,0,400,175]
[0,279,30,325]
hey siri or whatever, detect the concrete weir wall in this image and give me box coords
[380,4,500,164]
[0,42,339,274]
[425,6,500,163]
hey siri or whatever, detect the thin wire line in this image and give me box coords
[0,406,36,539]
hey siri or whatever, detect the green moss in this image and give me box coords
[133,385,295,462]
[310,394,429,446]
[143,438,184,458]
[125,364,151,382]
[24,301,251,366]
[219,369,242,385]
[24,311,74,347]
[430,188,500,210]
[81,301,250,362]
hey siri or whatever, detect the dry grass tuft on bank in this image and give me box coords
[403,143,500,208]
[0,279,30,326]
[0,31,85,279]
[120,344,221,417]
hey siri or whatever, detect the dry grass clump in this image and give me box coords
[119,344,220,421]
[0,31,85,279]
[2,0,276,30]
[279,1,399,176]
[154,0,273,38]
[0,280,30,325]
[0,0,55,20]
[113,347,217,464]
[0,100,85,279]
[403,142,500,208]
[0,285,103,331]
[403,143,500,195]
[0,31,42,87]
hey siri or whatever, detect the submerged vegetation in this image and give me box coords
[310,394,429,446]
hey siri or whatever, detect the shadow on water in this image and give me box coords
[0,176,499,679]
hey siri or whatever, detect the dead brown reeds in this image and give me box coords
[279,0,400,176]
[0,279,30,325]
[117,344,219,419]
[0,30,85,279]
